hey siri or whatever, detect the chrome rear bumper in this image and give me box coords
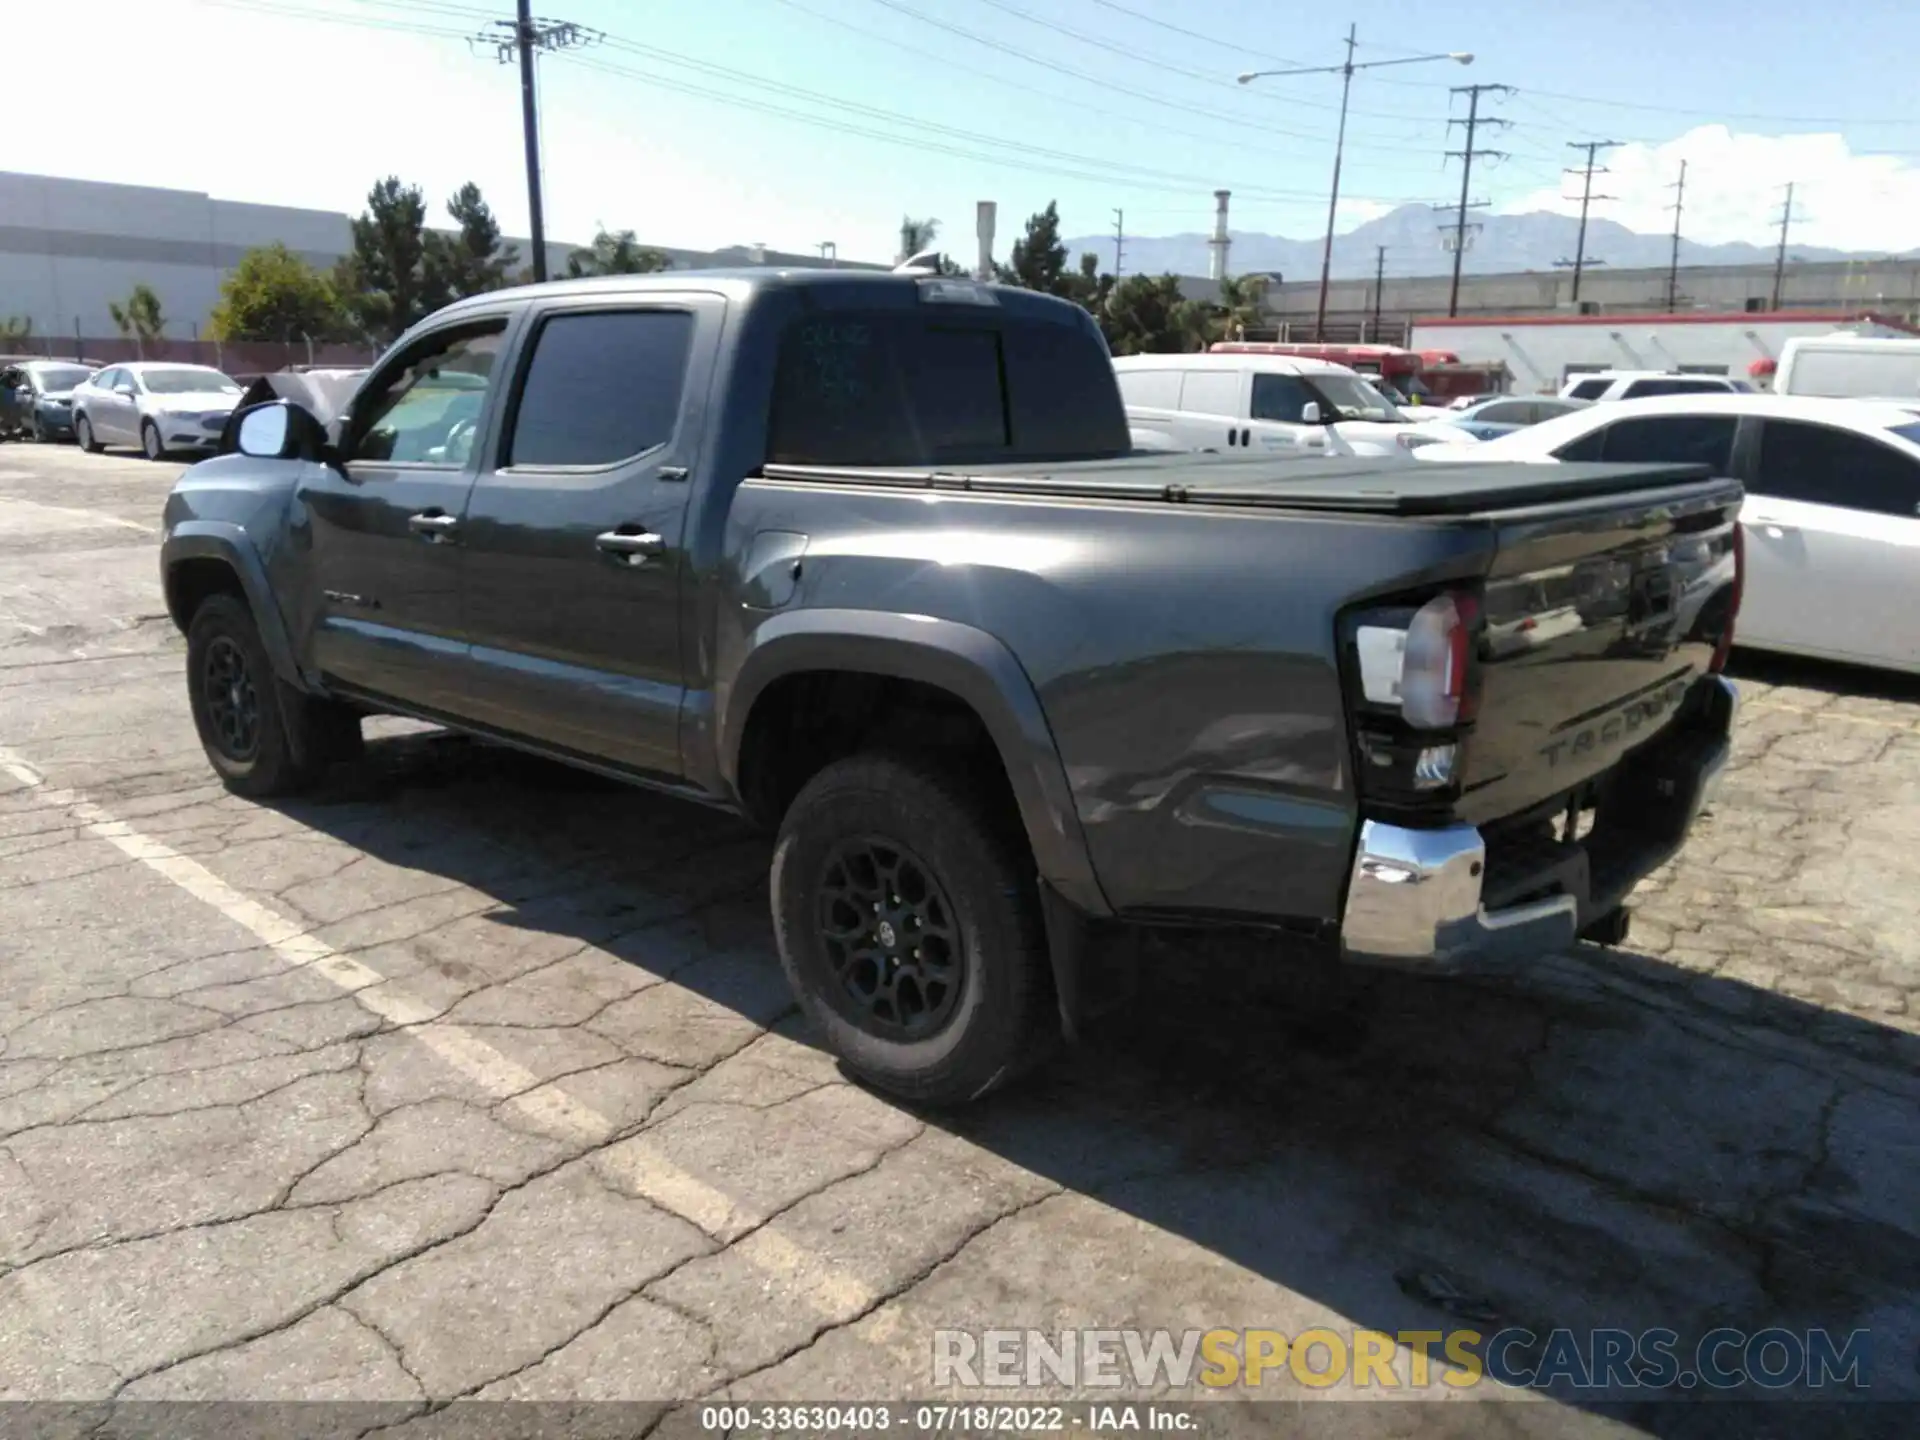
[1339,675,1737,972]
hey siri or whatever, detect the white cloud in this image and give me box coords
[1496,126,1920,252]
[1335,198,1395,229]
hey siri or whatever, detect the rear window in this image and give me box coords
[1567,379,1611,400]
[768,309,1129,466]
[1620,378,1730,398]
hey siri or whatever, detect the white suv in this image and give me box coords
[1559,370,1746,402]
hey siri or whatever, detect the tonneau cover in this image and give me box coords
[759,453,1728,517]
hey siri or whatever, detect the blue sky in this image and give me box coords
[16,0,1920,268]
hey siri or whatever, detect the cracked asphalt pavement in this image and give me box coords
[1,444,1917,1437]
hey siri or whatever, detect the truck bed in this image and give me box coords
[759,453,1731,517]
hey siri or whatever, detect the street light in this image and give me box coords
[1239,29,1472,341]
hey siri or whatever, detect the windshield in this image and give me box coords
[1312,373,1406,423]
[31,365,91,392]
[141,367,241,395]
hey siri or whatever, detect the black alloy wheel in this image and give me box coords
[201,634,262,762]
[816,836,965,1039]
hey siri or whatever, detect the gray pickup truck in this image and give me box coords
[161,270,1743,1104]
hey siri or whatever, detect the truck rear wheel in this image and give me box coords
[771,753,1053,1106]
[185,594,362,798]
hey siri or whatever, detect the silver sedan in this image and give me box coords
[71,363,245,459]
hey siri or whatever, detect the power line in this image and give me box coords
[971,0,1439,123]
[1554,140,1621,304]
[1444,83,1513,317]
[1083,0,1306,68]
[761,0,1450,176]
[859,0,1441,138]
[1665,160,1688,311]
[587,35,1374,202]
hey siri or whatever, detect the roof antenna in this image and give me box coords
[893,247,943,275]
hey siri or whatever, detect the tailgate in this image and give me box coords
[1453,479,1742,826]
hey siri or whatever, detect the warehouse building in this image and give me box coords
[1408,309,1920,393]
[0,170,876,354]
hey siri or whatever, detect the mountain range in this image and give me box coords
[1064,204,1918,282]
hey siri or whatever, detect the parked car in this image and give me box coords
[1115,352,1481,457]
[71,362,245,459]
[1560,370,1748,402]
[1415,392,1920,675]
[0,360,97,442]
[1774,333,1920,401]
[161,269,1741,1104]
[1437,394,1593,441]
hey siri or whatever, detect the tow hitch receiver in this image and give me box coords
[1579,907,1632,948]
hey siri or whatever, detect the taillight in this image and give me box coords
[1710,523,1743,674]
[1354,590,1480,729]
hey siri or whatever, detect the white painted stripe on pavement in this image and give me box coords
[0,497,156,533]
[0,745,876,1317]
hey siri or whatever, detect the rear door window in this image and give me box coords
[1598,414,1738,470]
[506,310,694,467]
[1567,378,1612,400]
[1754,420,1920,516]
[1115,370,1180,409]
[1177,370,1242,417]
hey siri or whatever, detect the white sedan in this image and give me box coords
[71,362,245,460]
[1415,392,1920,675]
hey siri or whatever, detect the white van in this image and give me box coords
[1113,353,1480,459]
[1774,334,1920,401]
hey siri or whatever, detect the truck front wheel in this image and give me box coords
[186,594,362,798]
[771,754,1053,1106]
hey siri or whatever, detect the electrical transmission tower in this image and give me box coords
[1443,83,1512,317]
[1554,140,1621,304]
[1664,160,1688,311]
[1771,183,1799,311]
[471,4,603,281]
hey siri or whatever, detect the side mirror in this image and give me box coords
[1300,401,1323,425]
[232,400,327,460]
[114,383,136,397]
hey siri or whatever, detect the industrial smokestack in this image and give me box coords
[1209,190,1231,282]
[976,201,997,282]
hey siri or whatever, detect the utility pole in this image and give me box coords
[1664,161,1687,311]
[1445,83,1512,317]
[1370,244,1386,339]
[1771,182,1797,311]
[1112,208,1125,279]
[472,7,602,282]
[1237,31,1472,341]
[1556,140,1620,305]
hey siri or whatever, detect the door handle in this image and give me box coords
[408,512,458,542]
[596,529,665,565]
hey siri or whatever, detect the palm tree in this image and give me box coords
[1218,274,1270,341]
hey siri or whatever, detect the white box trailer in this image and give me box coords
[1774,334,1920,400]
[1409,310,1920,394]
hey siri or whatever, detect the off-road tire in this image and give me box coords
[185,594,362,798]
[772,753,1055,1106]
